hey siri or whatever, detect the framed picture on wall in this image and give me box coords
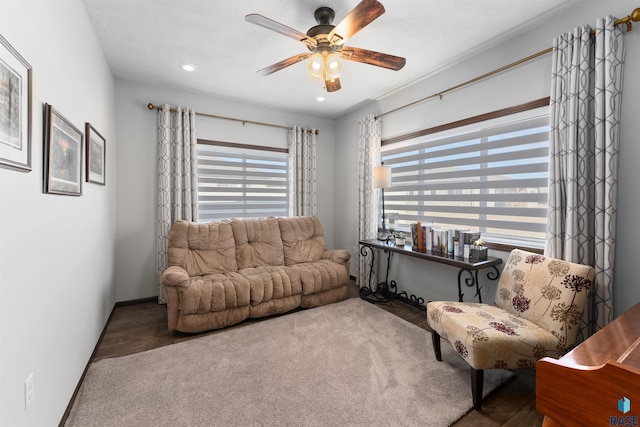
[44,103,83,196]
[0,33,32,171]
[85,123,105,185]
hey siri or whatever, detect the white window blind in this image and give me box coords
[382,109,549,248]
[197,141,289,222]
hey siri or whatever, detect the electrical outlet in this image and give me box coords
[24,372,34,410]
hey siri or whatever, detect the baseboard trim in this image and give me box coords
[115,296,158,307]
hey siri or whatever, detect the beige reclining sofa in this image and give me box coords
[161,216,351,333]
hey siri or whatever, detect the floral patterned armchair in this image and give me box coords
[426,249,595,410]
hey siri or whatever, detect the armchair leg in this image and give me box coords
[471,368,484,410]
[431,330,442,361]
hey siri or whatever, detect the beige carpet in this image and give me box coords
[65,298,512,427]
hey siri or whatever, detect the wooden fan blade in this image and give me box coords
[328,0,385,45]
[340,46,406,71]
[245,14,317,48]
[325,78,341,92]
[257,53,312,76]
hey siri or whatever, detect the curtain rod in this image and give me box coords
[146,103,319,135]
[376,7,640,120]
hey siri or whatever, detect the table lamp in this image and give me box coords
[374,162,392,240]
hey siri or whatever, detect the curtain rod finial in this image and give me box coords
[147,103,155,110]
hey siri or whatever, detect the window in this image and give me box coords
[197,140,289,222]
[381,106,549,249]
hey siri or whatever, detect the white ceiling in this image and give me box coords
[82,0,586,119]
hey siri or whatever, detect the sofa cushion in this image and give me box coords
[239,265,302,306]
[284,259,349,295]
[179,272,250,314]
[232,217,285,269]
[168,220,238,276]
[278,216,327,265]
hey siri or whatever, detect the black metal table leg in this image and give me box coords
[457,264,501,302]
[359,242,425,310]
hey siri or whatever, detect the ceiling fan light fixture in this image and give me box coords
[325,53,343,78]
[307,51,342,82]
[307,53,324,79]
[327,53,341,70]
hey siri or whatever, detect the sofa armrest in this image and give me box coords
[161,265,191,289]
[322,249,351,265]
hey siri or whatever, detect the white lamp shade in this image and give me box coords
[373,165,392,189]
[307,53,324,80]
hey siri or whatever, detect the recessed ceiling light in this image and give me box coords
[316,96,325,102]
[180,63,197,72]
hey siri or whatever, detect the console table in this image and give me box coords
[358,239,503,309]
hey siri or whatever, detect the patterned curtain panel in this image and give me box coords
[546,16,625,338]
[357,115,382,287]
[157,105,198,303]
[288,126,318,216]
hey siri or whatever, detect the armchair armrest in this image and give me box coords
[322,249,351,265]
[161,265,191,289]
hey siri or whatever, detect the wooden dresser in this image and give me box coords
[536,303,640,426]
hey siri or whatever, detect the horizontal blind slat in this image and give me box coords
[385,192,548,203]
[384,203,547,217]
[198,177,286,186]
[388,178,549,192]
[198,169,286,179]
[198,158,287,170]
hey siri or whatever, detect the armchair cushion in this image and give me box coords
[493,249,595,349]
[427,301,561,370]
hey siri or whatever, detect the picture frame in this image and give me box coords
[85,123,105,185]
[0,33,32,171]
[44,104,83,196]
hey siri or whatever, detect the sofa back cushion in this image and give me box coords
[277,216,327,265]
[232,217,284,269]
[167,220,238,275]
[494,249,595,348]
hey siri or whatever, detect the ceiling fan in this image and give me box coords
[245,0,406,93]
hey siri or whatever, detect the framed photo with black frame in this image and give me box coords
[85,123,105,185]
[0,33,32,171]
[44,103,83,196]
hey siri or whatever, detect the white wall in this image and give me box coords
[335,0,640,314]
[0,0,116,425]
[114,79,337,301]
